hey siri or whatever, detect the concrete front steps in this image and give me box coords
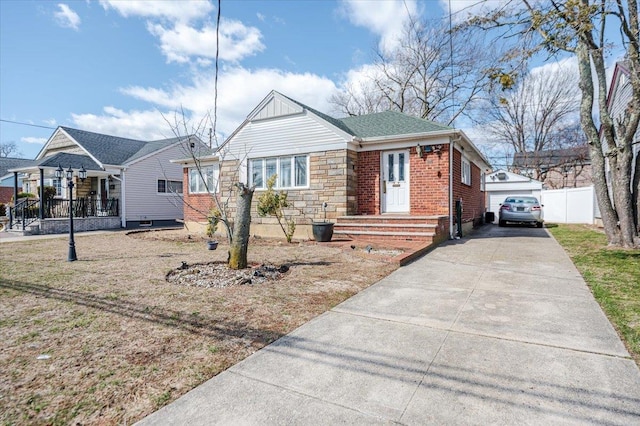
[334,215,447,243]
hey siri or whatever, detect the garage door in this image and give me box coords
[488,191,535,222]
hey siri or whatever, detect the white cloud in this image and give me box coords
[256,12,266,22]
[21,136,47,145]
[147,19,264,64]
[529,56,577,77]
[79,67,338,141]
[99,0,213,23]
[339,0,417,54]
[71,107,177,141]
[54,3,81,31]
[44,118,58,126]
[101,0,263,66]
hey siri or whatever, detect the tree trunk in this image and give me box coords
[227,183,254,270]
[576,41,621,245]
[633,151,640,234]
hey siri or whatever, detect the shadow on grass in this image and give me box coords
[0,279,282,345]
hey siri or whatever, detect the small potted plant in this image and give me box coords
[206,207,220,250]
[312,202,333,242]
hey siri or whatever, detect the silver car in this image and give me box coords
[498,196,544,227]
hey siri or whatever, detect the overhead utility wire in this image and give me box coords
[0,119,56,130]
[210,0,221,149]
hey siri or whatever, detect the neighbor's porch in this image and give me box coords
[5,153,122,235]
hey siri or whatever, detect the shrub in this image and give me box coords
[15,192,36,200]
[206,208,222,238]
[0,203,5,217]
[257,175,296,243]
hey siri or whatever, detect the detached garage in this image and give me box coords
[485,170,543,223]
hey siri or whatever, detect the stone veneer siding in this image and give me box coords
[182,149,357,234]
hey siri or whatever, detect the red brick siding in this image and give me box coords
[356,146,484,221]
[452,149,485,224]
[356,151,381,215]
[182,168,216,223]
[409,146,450,215]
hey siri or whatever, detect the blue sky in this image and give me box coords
[0,0,626,160]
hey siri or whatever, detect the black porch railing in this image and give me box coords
[9,197,119,230]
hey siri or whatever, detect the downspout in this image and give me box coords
[110,173,125,228]
[449,137,454,239]
[39,168,45,220]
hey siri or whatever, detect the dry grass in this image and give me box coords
[0,229,397,425]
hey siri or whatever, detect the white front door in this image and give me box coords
[382,150,410,213]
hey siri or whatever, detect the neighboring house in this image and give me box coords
[6,126,194,234]
[0,157,32,204]
[512,145,592,189]
[604,61,640,219]
[484,170,543,222]
[175,91,490,242]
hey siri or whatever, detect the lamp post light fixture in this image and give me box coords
[55,164,87,261]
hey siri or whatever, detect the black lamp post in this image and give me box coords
[56,165,87,261]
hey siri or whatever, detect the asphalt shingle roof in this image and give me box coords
[0,157,33,177]
[36,152,103,171]
[60,127,149,166]
[272,92,453,139]
[338,111,451,138]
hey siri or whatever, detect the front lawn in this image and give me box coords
[0,230,397,425]
[548,224,640,366]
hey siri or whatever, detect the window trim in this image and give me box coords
[188,164,219,194]
[157,178,183,195]
[461,157,471,186]
[249,155,310,190]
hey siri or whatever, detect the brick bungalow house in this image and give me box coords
[175,91,490,243]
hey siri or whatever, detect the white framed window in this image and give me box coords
[462,157,471,186]
[249,155,309,189]
[157,179,182,194]
[44,178,63,196]
[188,164,219,194]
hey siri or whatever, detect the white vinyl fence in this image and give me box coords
[540,186,596,224]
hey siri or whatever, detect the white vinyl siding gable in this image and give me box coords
[123,144,185,222]
[224,111,352,160]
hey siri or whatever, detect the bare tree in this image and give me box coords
[485,63,581,154]
[468,0,640,248]
[164,110,255,270]
[0,141,21,158]
[330,18,495,125]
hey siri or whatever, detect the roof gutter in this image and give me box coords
[170,155,220,166]
[358,129,455,145]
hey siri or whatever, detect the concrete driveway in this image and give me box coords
[138,224,640,425]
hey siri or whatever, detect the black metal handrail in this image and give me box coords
[8,197,119,230]
[45,197,119,219]
[11,198,40,230]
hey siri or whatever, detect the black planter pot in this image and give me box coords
[312,222,334,242]
[207,241,219,250]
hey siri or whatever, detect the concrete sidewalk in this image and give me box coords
[138,225,640,425]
